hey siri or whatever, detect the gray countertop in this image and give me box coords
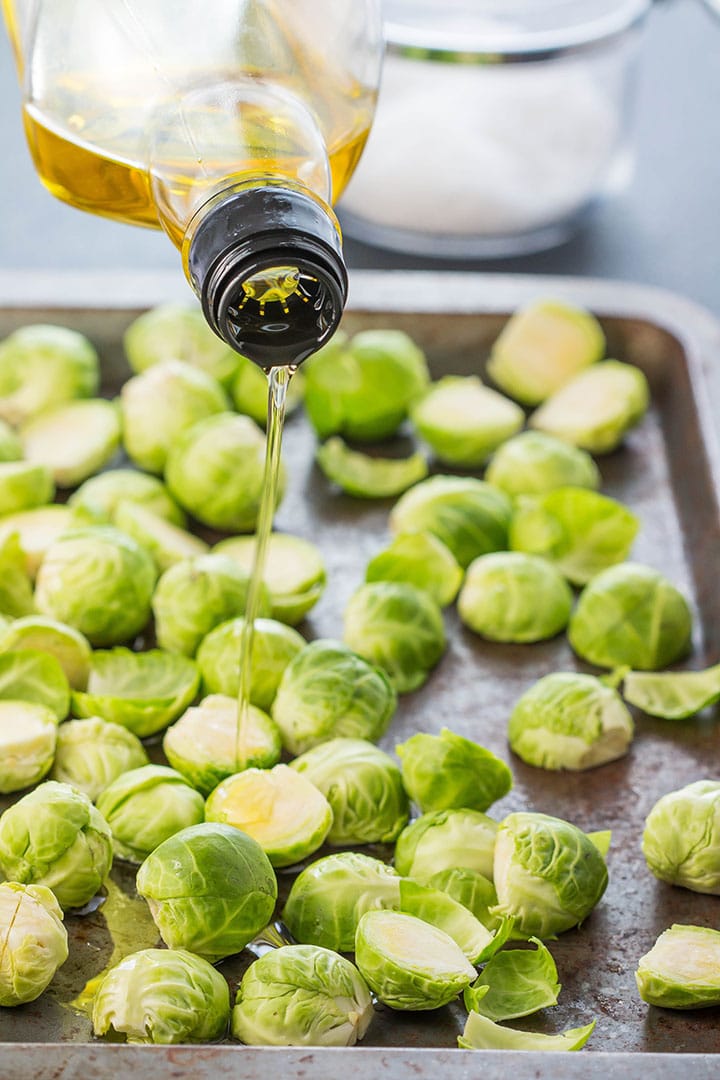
[1,0,719,316]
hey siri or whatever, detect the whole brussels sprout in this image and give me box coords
[0,699,58,794]
[51,717,149,801]
[290,737,409,845]
[411,376,524,467]
[232,945,373,1047]
[0,781,113,910]
[635,924,720,1009]
[271,639,397,756]
[0,461,54,516]
[68,468,186,527]
[485,431,600,498]
[396,728,512,813]
[0,616,92,690]
[20,399,121,489]
[316,437,428,499]
[0,882,68,1006]
[394,809,498,883]
[214,533,326,626]
[343,582,445,694]
[458,552,572,643]
[136,822,277,961]
[124,303,240,386]
[0,323,99,426]
[642,780,720,894]
[365,531,463,608]
[92,947,230,1043]
[35,527,157,646]
[197,616,304,710]
[568,563,692,671]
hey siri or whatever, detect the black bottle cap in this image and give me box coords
[187,186,348,369]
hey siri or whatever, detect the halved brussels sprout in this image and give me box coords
[282,851,402,952]
[231,354,305,425]
[623,664,720,720]
[272,639,397,756]
[290,737,409,846]
[458,552,572,643]
[568,563,692,671]
[343,582,445,694]
[232,944,373,1047]
[530,360,649,454]
[136,822,277,961]
[365,531,462,608]
[485,431,600,498]
[0,532,35,616]
[464,938,561,1021]
[509,487,639,586]
[399,880,511,964]
[355,910,476,1010]
[0,324,99,426]
[394,809,498,883]
[114,501,208,574]
[486,299,605,406]
[0,780,113,909]
[0,616,92,690]
[427,868,503,932]
[459,1011,595,1051]
[163,694,281,796]
[508,672,634,771]
[0,505,73,579]
[492,812,608,937]
[35,526,157,646]
[0,699,58,794]
[96,764,206,863]
[205,764,332,868]
[411,376,524,467]
[0,418,22,462]
[0,649,70,719]
[0,882,68,1006]
[92,947,230,1043]
[165,412,285,532]
[0,461,54,515]
[72,647,200,738]
[68,469,186,527]
[123,303,239,385]
[51,717,148,801]
[20,399,121,488]
[642,780,720,894]
[390,475,513,569]
[636,924,720,1009]
[397,728,512,813]
[316,437,428,499]
[197,617,304,710]
[214,533,326,626]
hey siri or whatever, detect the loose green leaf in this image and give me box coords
[458,1011,595,1051]
[623,665,720,720]
[316,437,428,499]
[464,938,560,1021]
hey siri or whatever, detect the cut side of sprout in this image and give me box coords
[636,924,720,1009]
[214,533,326,625]
[114,501,209,574]
[20,399,121,488]
[0,699,58,793]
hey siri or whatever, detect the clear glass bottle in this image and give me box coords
[3,0,383,363]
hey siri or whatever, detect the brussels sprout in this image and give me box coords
[124,303,239,385]
[623,664,720,720]
[530,360,650,454]
[136,822,277,961]
[0,780,113,909]
[492,812,608,937]
[205,764,332,868]
[366,531,463,608]
[0,649,70,719]
[197,617,304,710]
[394,809,498,883]
[20,399,121,488]
[290,737,409,845]
[121,360,229,475]
[92,946,229,1043]
[411,376,524,467]
[390,475,513,569]
[509,487,639,586]
[399,880,511,964]
[0,418,22,462]
[0,882,68,1006]
[0,461,54,516]
[50,717,149,801]
[343,582,445,694]
[458,552,572,643]
[96,765,205,863]
[114,501,208,574]
[568,563,692,671]
[316,437,428,499]
[458,1011,595,1051]
[72,647,200,738]
[396,728,512,813]
[486,299,605,407]
[35,526,157,646]
[485,431,600,498]
[232,944,373,1047]
[508,672,634,771]
[0,505,73,579]
[272,639,397,756]
[355,910,476,1010]
[0,324,99,426]
[283,851,402,952]
[0,700,58,794]
[304,328,429,441]
[214,533,325,626]
[464,938,561,1021]
[0,616,92,690]
[642,780,720,894]
[635,924,720,1009]
[69,469,186,527]
[0,532,35,616]
[231,354,305,425]
[165,412,286,532]
[427,868,504,932]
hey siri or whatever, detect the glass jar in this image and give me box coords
[339,0,651,258]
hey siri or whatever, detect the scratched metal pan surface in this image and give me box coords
[1,270,720,1078]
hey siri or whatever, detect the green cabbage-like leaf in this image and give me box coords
[464,938,561,1020]
[394,809,498,883]
[365,531,463,607]
[459,1010,595,1051]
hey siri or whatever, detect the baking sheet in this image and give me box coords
[1,269,720,1077]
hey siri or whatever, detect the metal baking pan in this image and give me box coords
[1,269,720,1079]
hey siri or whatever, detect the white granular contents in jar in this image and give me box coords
[340,58,619,236]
